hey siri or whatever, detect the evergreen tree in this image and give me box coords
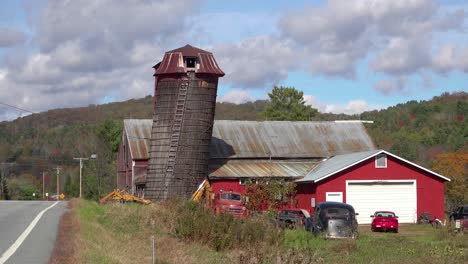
[262,86,318,121]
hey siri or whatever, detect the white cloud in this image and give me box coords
[0,0,201,119]
[214,36,299,88]
[0,27,26,47]
[373,77,408,95]
[279,0,466,79]
[370,37,431,75]
[432,44,468,73]
[218,90,254,104]
[304,95,377,114]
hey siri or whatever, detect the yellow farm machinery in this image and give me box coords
[99,189,152,205]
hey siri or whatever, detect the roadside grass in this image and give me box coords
[72,200,468,264]
[75,199,228,264]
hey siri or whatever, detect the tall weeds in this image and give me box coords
[171,201,283,251]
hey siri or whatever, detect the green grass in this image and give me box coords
[74,200,468,264]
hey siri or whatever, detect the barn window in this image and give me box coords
[375,153,387,168]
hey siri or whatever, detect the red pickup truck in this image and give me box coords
[213,191,249,218]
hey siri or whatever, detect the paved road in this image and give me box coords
[0,201,67,264]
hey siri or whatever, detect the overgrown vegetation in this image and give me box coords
[73,199,468,264]
[174,201,282,251]
[245,179,296,211]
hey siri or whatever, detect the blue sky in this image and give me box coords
[0,0,467,120]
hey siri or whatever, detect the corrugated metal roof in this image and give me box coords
[208,160,319,178]
[154,44,224,76]
[154,52,184,75]
[210,121,376,159]
[198,53,225,75]
[123,120,375,160]
[297,150,381,183]
[123,119,153,160]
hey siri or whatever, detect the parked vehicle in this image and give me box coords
[371,211,399,232]
[277,208,311,229]
[449,205,468,230]
[213,190,249,218]
[47,194,60,201]
[309,202,359,239]
[449,206,468,221]
[191,180,249,219]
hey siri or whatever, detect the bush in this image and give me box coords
[173,201,283,251]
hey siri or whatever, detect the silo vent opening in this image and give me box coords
[185,57,197,70]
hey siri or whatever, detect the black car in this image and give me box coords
[308,202,359,239]
[277,208,311,229]
[449,205,468,221]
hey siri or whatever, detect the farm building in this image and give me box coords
[118,44,449,223]
[118,119,450,222]
[117,119,152,196]
[295,150,450,223]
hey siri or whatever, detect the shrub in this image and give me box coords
[173,201,283,251]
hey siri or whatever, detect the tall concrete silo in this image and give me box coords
[145,45,224,201]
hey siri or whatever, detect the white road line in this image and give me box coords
[0,201,59,264]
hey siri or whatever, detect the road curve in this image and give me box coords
[0,201,67,264]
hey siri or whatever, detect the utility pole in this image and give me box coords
[42,171,45,199]
[73,158,89,198]
[53,167,61,196]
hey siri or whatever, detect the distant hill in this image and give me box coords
[361,91,467,166]
[0,91,466,180]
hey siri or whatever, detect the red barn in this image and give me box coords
[116,120,450,222]
[295,150,450,223]
[117,119,152,196]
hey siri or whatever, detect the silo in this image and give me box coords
[145,45,224,201]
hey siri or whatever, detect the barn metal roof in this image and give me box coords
[210,121,376,159]
[123,119,153,160]
[123,120,375,160]
[296,150,450,183]
[208,160,319,179]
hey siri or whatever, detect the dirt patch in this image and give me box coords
[49,200,80,264]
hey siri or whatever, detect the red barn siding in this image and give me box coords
[210,179,246,195]
[296,155,446,220]
[296,183,317,214]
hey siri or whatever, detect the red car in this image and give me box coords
[371,211,399,232]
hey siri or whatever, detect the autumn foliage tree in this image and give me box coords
[245,179,296,211]
[432,151,468,210]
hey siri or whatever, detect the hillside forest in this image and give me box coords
[0,89,466,209]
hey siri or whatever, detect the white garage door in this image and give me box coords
[346,181,416,224]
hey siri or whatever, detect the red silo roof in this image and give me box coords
[154,44,224,76]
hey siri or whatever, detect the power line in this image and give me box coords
[0,101,37,114]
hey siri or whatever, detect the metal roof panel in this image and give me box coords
[123,119,153,160]
[123,120,375,160]
[210,121,376,158]
[208,160,319,178]
[297,150,381,182]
